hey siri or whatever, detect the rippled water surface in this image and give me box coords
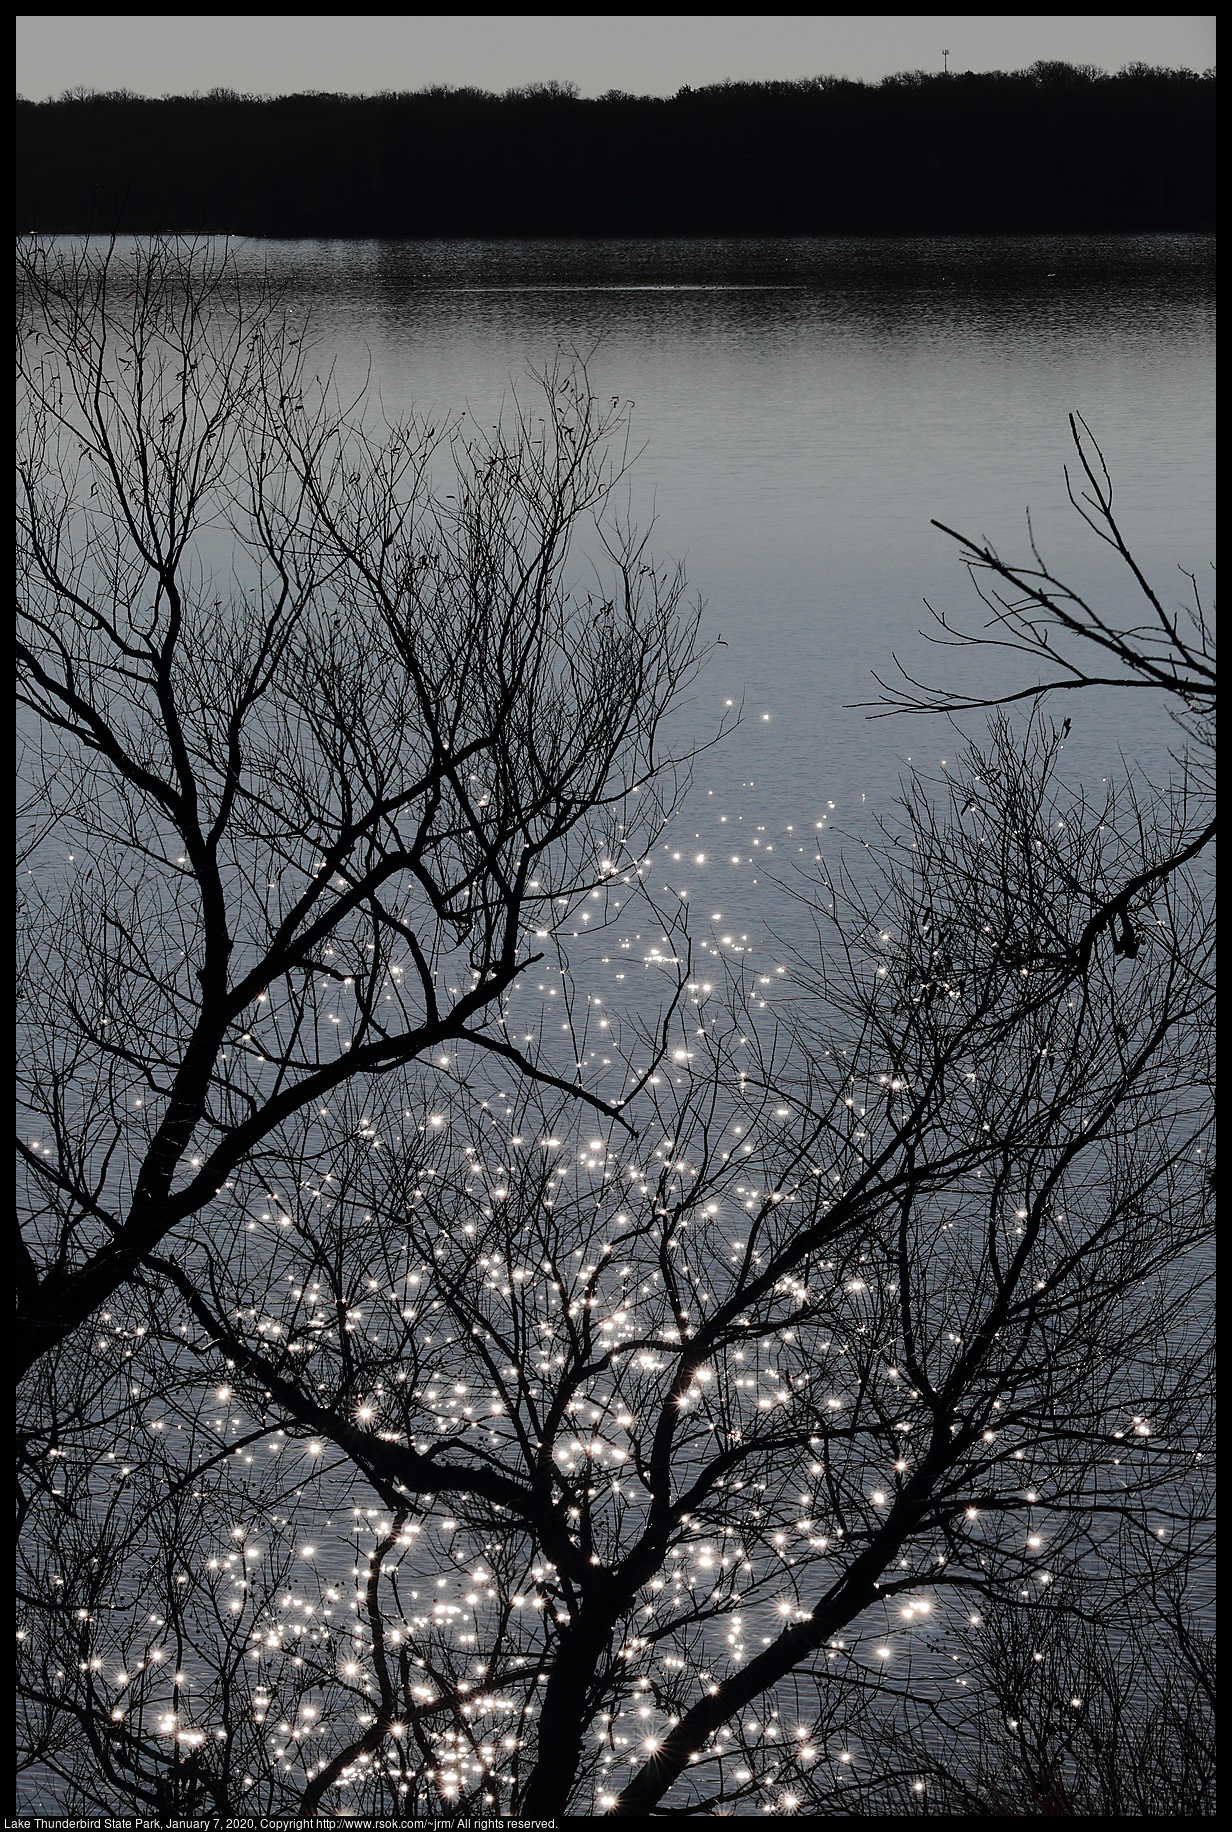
[229,233,1214,839]
[17,236,1213,1813]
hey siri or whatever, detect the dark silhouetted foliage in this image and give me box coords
[15,64,1215,237]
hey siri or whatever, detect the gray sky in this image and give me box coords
[16,15,1216,101]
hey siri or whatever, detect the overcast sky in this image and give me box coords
[16,15,1216,101]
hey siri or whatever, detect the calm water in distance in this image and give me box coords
[228,234,1215,857]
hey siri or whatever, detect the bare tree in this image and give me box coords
[17,237,713,1383]
[20,699,1210,1814]
[867,413,1215,737]
[17,258,1213,1819]
[934,1560,1215,1815]
[863,412,1215,949]
[813,1532,1216,1817]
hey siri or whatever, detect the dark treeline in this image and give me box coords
[16,63,1214,237]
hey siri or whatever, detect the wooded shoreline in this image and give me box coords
[17,64,1214,237]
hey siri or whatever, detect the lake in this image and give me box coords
[230,233,1214,830]
[18,233,1215,1815]
[218,233,1216,1006]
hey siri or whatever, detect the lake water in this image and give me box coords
[219,232,1215,1018]
[229,234,1215,835]
[20,234,1215,1814]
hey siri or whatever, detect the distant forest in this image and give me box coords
[16,63,1215,237]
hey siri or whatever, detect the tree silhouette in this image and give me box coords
[16,245,1213,1817]
[16,66,1215,237]
[17,237,712,1382]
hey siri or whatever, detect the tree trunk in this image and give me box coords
[517,1608,621,1816]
